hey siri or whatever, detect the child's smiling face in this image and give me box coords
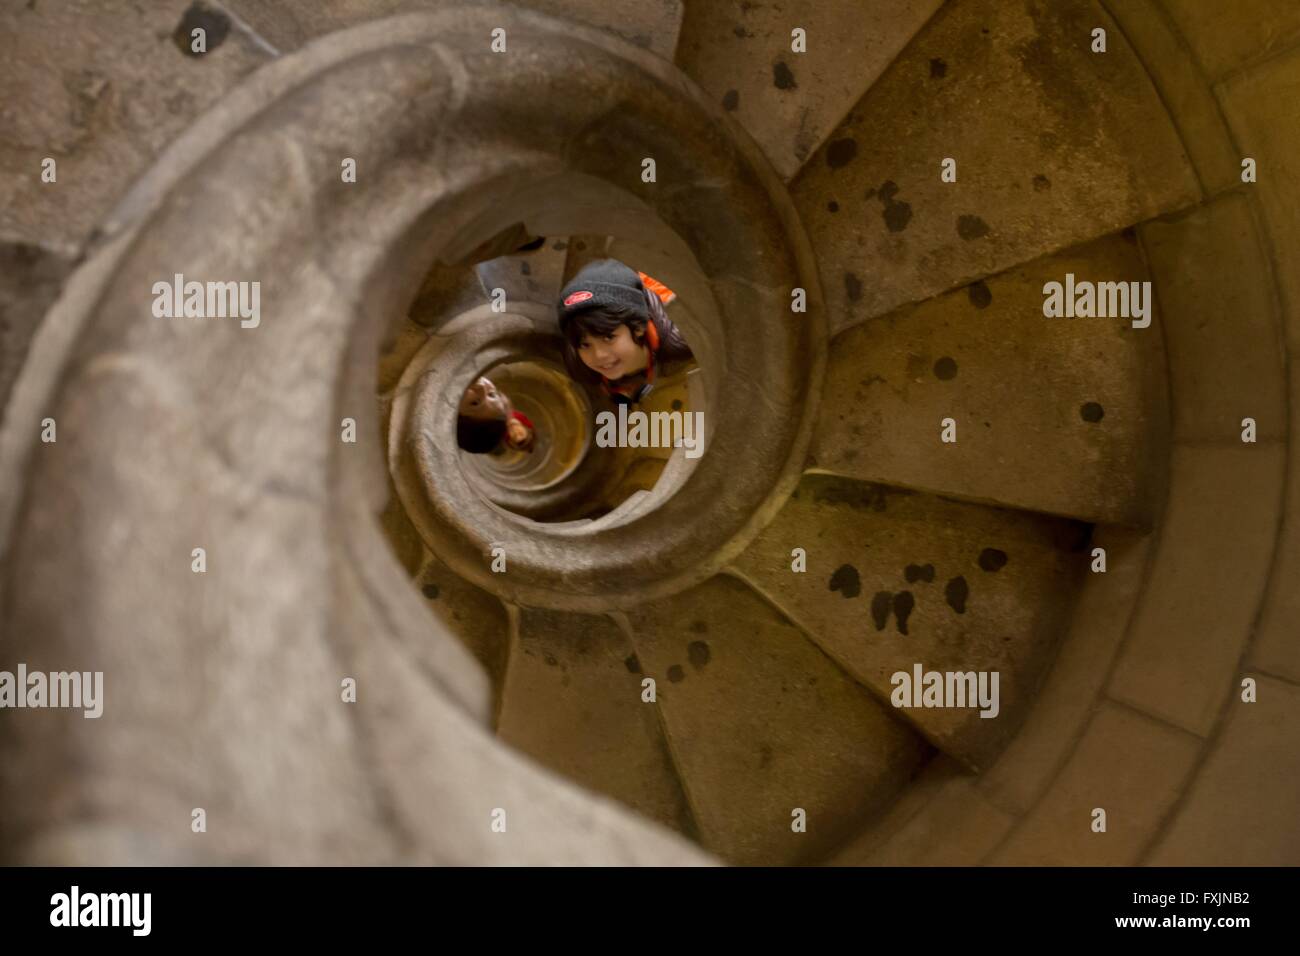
[576,323,649,380]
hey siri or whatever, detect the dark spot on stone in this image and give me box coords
[956,215,990,240]
[420,583,440,599]
[1033,174,1051,192]
[671,399,683,410]
[624,654,642,674]
[722,89,739,111]
[844,271,862,302]
[883,200,913,233]
[929,57,948,78]
[667,664,686,683]
[519,261,531,275]
[629,34,652,49]
[773,61,797,90]
[733,25,746,38]
[544,653,558,667]
[945,576,969,614]
[575,240,586,251]
[1081,401,1104,423]
[968,280,992,309]
[893,591,915,635]
[1121,226,1138,244]
[933,356,958,380]
[173,2,230,56]
[870,591,893,631]
[826,138,857,169]
[978,548,1008,572]
[758,744,773,768]
[904,563,935,583]
[829,563,861,599]
[552,240,568,250]
[876,180,912,232]
[690,619,708,634]
[827,200,839,212]
[688,640,711,669]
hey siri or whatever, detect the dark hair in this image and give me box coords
[558,305,647,387]
[457,415,507,454]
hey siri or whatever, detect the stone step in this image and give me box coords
[223,0,685,61]
[496,607,697,838]
[0,0,275,254]
[413,549,512,719]
[727,473,1090,770]
[622,575,932,865]
[674,0,943,181]
[475,240,571,313]
[809,230,1169,527]
[790,0,1201,333]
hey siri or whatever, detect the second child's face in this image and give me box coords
[459,377,510,420]
[577,324,648,380]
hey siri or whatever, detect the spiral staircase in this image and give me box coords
[1,0,1298,866]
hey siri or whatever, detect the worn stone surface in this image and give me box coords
[728,474,1088,770]
[674,0,942,181]
[1250,370,1300,684]
[1147,673,1300,865]
[1100,0,1242,195]
[812,232,1167,526]
[224,0,684,59]
[496,608,695,837]
[1,5,728,866]
[1109,445,1285,737]
[1218,44,1300,352]
[860,775,1017,866]
[0,241,73,418]
[1140,195,1285,442]
[415,549,511,706]
[978,527,1152,814]
[1159,0,1300,81]
[792,0,1200,331]
[6,0,1300,869]
[834,757,1021,867]
[624,575,931,865]
[0,0,273,252]
[990,702,1200,865]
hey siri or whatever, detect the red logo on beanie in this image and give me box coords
[563,290,594,307]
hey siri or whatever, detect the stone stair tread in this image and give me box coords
[674,0,943,181]
[623,575,931,865]
[790,0,1201,332]
[496,607,696,838]
[811,231,1168,527]
[728,474,1090,770]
